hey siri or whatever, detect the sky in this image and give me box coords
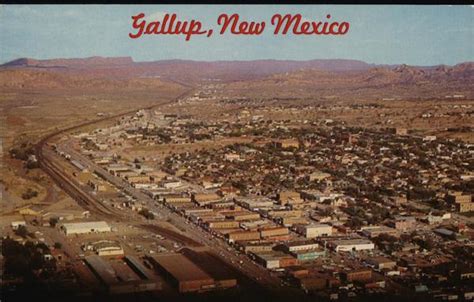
[0,5,473,65]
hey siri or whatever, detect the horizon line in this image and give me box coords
[2,56,473,67]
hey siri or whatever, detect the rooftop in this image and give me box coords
[150,253,213,282]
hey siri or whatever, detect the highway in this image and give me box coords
[34,90,287,292]
[56,134,286,290]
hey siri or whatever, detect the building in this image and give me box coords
[286,266,310,278]
[124,255,157,281]
[434,228,456,239]
[366,256,397,270]
[390,216,416,231]
[227,231,261,243]
[395,128,408,135]
[253,251,298,269]
[41,209,90,224]
[309,171,332,182]
[278,139,300,149]
[224,153,241,161]
[85,255,159,294]
[61,221,111,235]
[193,193,222,206]
[446,193,474,213]
[127,175,151,184]
[298,276,327,291]
[162,180,182,189]
[236,197,274,210]
[237,241,275,254]
[361,226,398,238]
[280,217,309,227]
[445,193,472,204]
[279,191,303,205]
[149,253,215,293]
[326,238,375,252]
[297,224,332,238]
[267,210,302,218]
[343,269,373,282]
[457,202,474,213]
[82,240,124,256]
[284,240,320,253]
[290,249,326,261]
[206,220,240,230]
[225,211,261,221]
[180,248,238,290]
[260,227,289,238]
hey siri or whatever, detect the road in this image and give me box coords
[56,135,285,290]
[35,89,287,292]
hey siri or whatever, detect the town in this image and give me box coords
[4,88,472,302]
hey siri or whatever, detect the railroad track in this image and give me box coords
[38,150,118,219]
[34,88,195,219]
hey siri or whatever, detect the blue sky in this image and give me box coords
[0,5,472,65]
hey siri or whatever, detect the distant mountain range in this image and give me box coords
[220,62,474,100]
[1,56,472,98]
[1,56,378,83]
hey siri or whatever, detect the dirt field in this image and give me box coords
[0,83,186,213]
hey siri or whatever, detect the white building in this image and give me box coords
[61,221,111,235]
[297,224,333,238]
[284,241,320,252]
[328,239,375,252]
[83,240,124,256]
[163,180,182,189]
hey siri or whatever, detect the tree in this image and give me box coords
[49,217,59,227]
[22,188,38,200]
[15,225,29,238]
[1,238,56,280]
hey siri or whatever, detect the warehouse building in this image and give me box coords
[85,255,159,294]
[326,238,375,252]
[342,268,373,282]
[82,240,124,256]
[42,209,91,224]
[365,256,397,270]
[205,220,240,230]
[296,224,332,238]
[225,211,261,221]
[360,226,398,238]
[61,221,111,235]
[149,253,215,293]
[260,227,289,238]
[124,256,159,282]
[290,249,326,261]
[283,240,320,253]
[227,230,261,243]
[252,251,299,269]
[237,241,275,254]
[180,248,238,290]
[192,192,222,206]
